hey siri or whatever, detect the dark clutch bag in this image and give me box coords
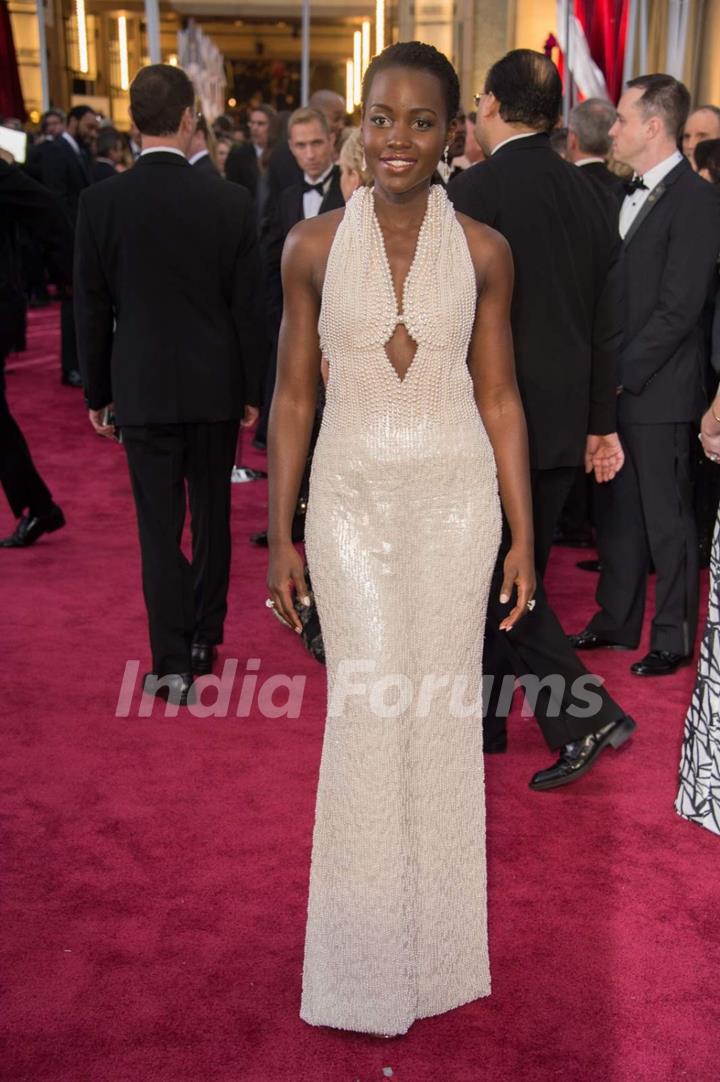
[292,564,325,665]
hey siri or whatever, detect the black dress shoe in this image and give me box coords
[568,629,632,650]
[0,504,65,547]
[630,650,691,677]
[251,515,305,547]
[143,672,195,706]
[61,369,83,388]
[529,715,637,791]
[191,642,218,676]
[577,558,602,572]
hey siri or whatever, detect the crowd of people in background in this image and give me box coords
[1,51,720,837]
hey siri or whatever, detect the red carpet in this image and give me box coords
[2,306,718,1081]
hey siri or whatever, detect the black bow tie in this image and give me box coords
[624,175,648,194]
[303,179,327,195]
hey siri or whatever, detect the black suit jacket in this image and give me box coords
[266,140,302,203]
[92,160,116,184]
[74,152,265,425]
[576,160,626,203]
[191,152,219,176]
[264,166,345,329]
[449,133,622,469]
[38,135,92,225]
[617,157,720,425]
[226,142,260,198]
[0,160,72,357]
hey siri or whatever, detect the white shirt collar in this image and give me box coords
[139,146,187,159]
[188,149,210,165]
[639,149,683,191]
[491,131,537,155]
[575,157,606,167]
[303,164,334,187]
[62,130,80,154]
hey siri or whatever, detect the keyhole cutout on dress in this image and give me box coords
[384,316,418,383]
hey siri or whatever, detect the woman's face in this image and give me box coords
[361,66,452,197]
[216,140,231,173]
[249,110,270,149]
[340,162,360,201]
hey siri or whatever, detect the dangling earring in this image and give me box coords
[438,143,451,183]
[361,147,367,172]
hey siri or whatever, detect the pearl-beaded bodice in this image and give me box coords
[317,184,486,461]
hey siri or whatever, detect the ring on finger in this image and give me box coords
[527,598,536,611]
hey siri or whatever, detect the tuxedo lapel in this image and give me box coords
[319,166,344,213]
[622,159,689,248]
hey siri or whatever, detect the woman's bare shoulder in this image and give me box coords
[283,208,346,263]
[454,211,510,261]
[453,211,513,290]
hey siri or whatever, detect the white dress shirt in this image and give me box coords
[618,149,683,238]
[188,149,210,166]
[139,146,187,159]
[575,157,606,167]
[491,131,537,155]
[302,165,334,220]
[61,130,81,155]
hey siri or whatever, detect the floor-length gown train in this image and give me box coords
[302,184,502,1035]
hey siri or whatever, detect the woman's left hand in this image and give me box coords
[498,544,536,631]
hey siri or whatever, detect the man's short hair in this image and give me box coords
[67,105,95,124]
[40,108,65,131]
[626,74,690,138]
[569,98,617,157]
[288,107,330,137]
[484,49,562,133]
[130,64,195,136]
[96,127,123,158]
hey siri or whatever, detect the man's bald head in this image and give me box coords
[308,89,346,151]
[683,105,720,168]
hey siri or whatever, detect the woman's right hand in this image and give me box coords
[267,542,311,634]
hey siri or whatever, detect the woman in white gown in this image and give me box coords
[676,393,720,835]
[266,42,535,1035]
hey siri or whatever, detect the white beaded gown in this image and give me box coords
[301,184,502,1035]
[675,516,720,835]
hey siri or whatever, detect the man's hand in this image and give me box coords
[585,433,624,483]
[89,404,118,440]
[240,405,260,429]
[699,404,720,463]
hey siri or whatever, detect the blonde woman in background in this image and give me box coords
[338,127,371,202]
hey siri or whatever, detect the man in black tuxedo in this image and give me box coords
[37,105,98,388]
[0,161,71,547]
[449,50,636,791]
[567,98,625,201]
[74,65,264,705]
[188,114,219,175]
[264,107,344,336]
[92,128,124,183]
[572,75,720,676]
[556,98,624,548]
[251,107,344,486]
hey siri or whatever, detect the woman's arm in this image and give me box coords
[464,220,535,631]
[266,223,324,632]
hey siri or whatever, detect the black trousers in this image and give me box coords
[122,420,240,676]
[60,297,78,376]
[484,467,625,751]
[589,422,698,656]
[0,354,53,519]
